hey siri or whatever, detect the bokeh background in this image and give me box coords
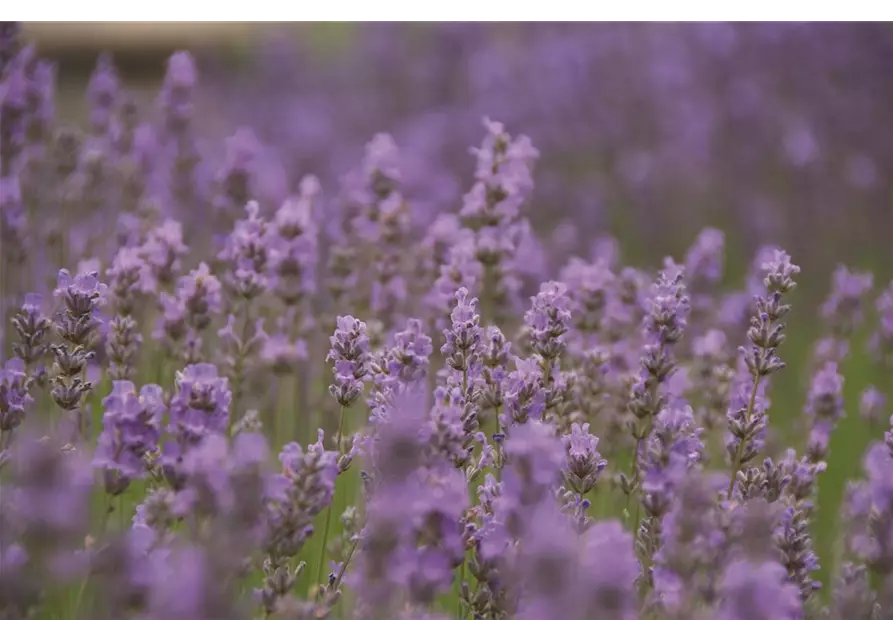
[14,21,893,597]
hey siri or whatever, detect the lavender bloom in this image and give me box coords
[860,386,886,428]
[0,436,93,612]
[690,328,735,439]
[728,249,798,498]
[820,265,874,342]
[11,293,52,370]
[351,391,467,618]
[365,391,468,617]
[479,325,511,413]
[265,178,320,308]
[653,472,726,618]
[562,422,607,496]
[143,543,243,619]
[367,190,411,323]
[172,432,269,530]
[260,431,337,613]
[725,376,770,479]
[502,357,546,428]
[524,280,572,364]
[53,269,107,345]
[804,361,844,463]
[774,503,822,602]
[156,262,222,362]
[427,383,480,470]
[515,505,638,619]
[559,257,615,350]
[218,314,267,418]
[94,381,164,495]
[871,280,893,369]
[497,420,564,542]
[51,269,107,415]
[832,563,876,620]
[384,318,433,386]
[213,127,261,223]
[164,364,231,480]
[684,228,725,295]
[86,53,119,138]
[107,246,156,316]
[459,119,539,324]
[426,231,482,327]
[140,218,188,288]
[717,559,801,620]
[578,521,641,619]
[159,51,197,138]
[106,314,142,381]
[441,286,483,380]
[219,201,269,302]
[641,402,703,523]
[847,444,893,577]
[623,263,690,503]
[259,329,307,376]
[344,134,411,324]
[327,316,371,407]
[0,358,31,437]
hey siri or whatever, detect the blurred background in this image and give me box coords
[12,21,893,593]
[22,22,893,292]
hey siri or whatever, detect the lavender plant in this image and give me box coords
[1,22,892,621]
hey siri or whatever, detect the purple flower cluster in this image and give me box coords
[2,23,893,621]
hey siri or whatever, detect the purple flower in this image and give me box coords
[442,286,483,375]
[805,361,844,463]
[86,53,119,136]
[172,432,269,528]
[94,381,164,495]
[156,262,221,359]
[219,201,269,301]
[559,256,615,344]
[140,219,188,287]
[820,265,874,339]
[265,180,320,307]
[562,422,606,495]
[1,435,93,555]
[107,246,156,316]
[859,386,886,426]
[684,227,725,291]
[524,280,572,363]
[577,521,640,619]
[263,430,338,563]
[158,51,197,138]
[0,358,31,435]
[384,318,433,385]
[53,268,107,325]
[327,316,371,407]
[717,559,801,620]
[11,293,52,368]
[168,363,231,452]
[871,280,893,368]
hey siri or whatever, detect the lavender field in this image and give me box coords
[1,22,893,620]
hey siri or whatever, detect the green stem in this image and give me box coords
[72,496,114,618]
[457,561,466,619]
[316,405,346,588]
[333,535,360,619]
